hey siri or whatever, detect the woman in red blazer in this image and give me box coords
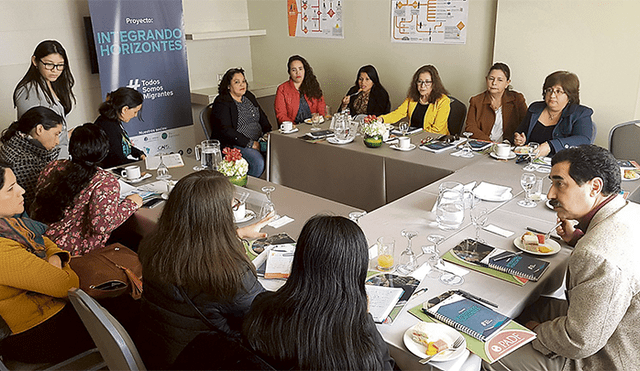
[274,55,326,124]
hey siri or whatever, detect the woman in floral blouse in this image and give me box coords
[30,123,142,256]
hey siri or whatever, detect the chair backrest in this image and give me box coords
[591,121,597,143]
[68,288,146,371]
[199,102,215,139]
[608,120,640,162]
[447,96,467,136]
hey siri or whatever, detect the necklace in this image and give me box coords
[547,110,559,121]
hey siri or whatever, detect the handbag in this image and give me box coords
[69,243,143,300]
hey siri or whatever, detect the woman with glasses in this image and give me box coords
[379,65,450,134]
[514,71,594,157]
[338,65,391,116]
[94,87,146,168]
[464,62,528,142]
[13,40,75,159]
[274,55,326,124]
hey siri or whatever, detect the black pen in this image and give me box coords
[493,251,522,262]
[457,289,499,308]
[410,287,429,299]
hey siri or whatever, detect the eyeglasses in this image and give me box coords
[39,60,65,71]
[544,88,566,96]
[487,77,505,83]
[417,80,433,86]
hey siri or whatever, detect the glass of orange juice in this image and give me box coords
[376,237,395,271]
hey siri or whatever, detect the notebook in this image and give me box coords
[422,291,509,341]
[365,273,420,324]
[468,140,493,151]
[365,285,404,323]
[419,141,456,153]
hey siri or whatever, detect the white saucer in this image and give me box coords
[490,151,516,160]
[121,173,151,184]
[234,209,256,223]
[327,137,354,145]
[304,117,325,124]
[279,128,299,134]
[403,323,466,362]
[390,144,416,151]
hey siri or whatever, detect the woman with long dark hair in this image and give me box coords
[338,65,391,116]
[380,64,451,134]
[30,124,142,256]
[274,55,326,124]
[137,170,273,369]
[464,62,528,142]
[0,106,63,211]
[210,68,272,177]
[94,87,146,168]
[13,40,75,159]
[0,162,95,364]
[243,215,394,370]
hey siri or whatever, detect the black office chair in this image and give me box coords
[199,102,215,139]
[608,120,640,162]
[447,96,467,136]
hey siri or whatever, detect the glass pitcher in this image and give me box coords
[435,181,465,230]
[194,139,222,170]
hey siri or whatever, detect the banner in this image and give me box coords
[88,0,193,157]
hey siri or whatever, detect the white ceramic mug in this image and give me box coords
[121,165,141,180]
[398,137,411,149]
[233,201,246,221]
[495,143,511,158]
[281,121,293,131]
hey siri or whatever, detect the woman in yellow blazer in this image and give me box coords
[380,65,451,134]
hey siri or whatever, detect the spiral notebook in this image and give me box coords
[423,292,509,341]
[482,249,550,281]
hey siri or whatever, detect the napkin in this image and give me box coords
[268,215,294,228]
[473,182,513,202]
[483,224,514,238]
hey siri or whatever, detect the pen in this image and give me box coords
[457,289,499,308]
[492,251,522,262]
[410,287,429,299]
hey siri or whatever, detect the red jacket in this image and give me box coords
[274,79,326,124]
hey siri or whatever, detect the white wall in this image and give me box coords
[494,0,640,147]
[247,0,498,115]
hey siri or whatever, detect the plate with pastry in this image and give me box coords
[303,116,325,124]
[403,322,466,362]
[622,169,640,181]
[513,232,561,256]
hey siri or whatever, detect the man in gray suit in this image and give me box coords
[484,145,640,371]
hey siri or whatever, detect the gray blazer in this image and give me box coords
[533,195,640,371]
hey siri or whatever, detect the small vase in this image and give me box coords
[228,174,248,187]
[364,134,383,148]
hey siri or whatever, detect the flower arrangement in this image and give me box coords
[218,147,249,178]
[361,120,387,137]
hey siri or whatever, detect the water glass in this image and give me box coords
[376,237,395,271]
[518,172,537,208]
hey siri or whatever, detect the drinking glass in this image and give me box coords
[348,211,367,224]
[425,234,464,285]
[399,122,409,137]
[470,207,488,243]
[260,186,278,218]
[156,154,172,180]
[523,142,539,171]
[396,230,418,275]
[518,172,537,208]
[376,237,395,271]
[460,131,474,158]
[334,114,347,141]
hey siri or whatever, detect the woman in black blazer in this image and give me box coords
[338,65,391,117]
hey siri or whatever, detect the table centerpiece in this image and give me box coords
[362,116,387,148]
[219,147,249,186]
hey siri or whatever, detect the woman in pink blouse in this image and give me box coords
[30,123,142,255]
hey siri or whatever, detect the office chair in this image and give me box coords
[608,120,640,162]
[68,288,146,371]
[447,96,467,136]
[199,102,215,139]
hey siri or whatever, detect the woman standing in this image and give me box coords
[338,65,391,116]
[274,55,326,124]
[0,163,94,364]
[464,62,527,142]
[210,68,271,177]
[94,87,146,168]
[380,65,450,134]
[0,107,63,211]
[13,40,75,159]
[30,124,142,256]
[243,215,394,370]
[137,170,273,369]
[514,71,593,157]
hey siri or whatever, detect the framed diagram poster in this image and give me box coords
[391,0,468,44]
[287,0,344,39]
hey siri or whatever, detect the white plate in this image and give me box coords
[327,136,354,145]
[304,117,325,124]
[234,209,256,224]
[622,169,640,181]
[473,183,513,202]
[121,172,152,184]
[279,128,299,134]
[390,144,417,151]
[513,236,561,255]
[403,323,466,362]
[490,151,516,160]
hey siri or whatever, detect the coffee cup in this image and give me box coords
[121,165,141,180]
[233,201,246,221]
[281,121,293,132]
[398,137,411,149]
[495,143,511,158]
